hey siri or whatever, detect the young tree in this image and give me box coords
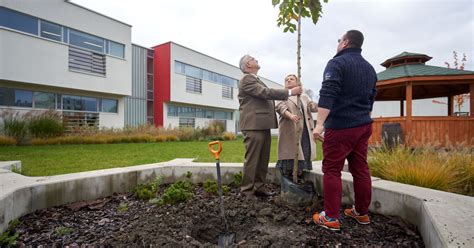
[273,0,328,183]
[445,51,469,114]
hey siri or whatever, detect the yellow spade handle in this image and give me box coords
[208,141,222,160]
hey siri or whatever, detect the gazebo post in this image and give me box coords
[470,83,474,117]
[400,100,404,116]
[406,82,413,143]
[448,95,453,116]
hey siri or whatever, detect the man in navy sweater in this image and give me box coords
[312,30,377,231]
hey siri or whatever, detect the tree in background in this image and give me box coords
[273,0,328,182]
[445,51,469,114]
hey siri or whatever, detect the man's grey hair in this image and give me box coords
[239,54,252,73]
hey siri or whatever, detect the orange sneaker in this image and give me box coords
[344,206,370,224]
[312,211,341,231]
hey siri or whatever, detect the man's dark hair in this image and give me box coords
[345,30,364,48]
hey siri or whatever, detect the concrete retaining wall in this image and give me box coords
[0,159,472,247]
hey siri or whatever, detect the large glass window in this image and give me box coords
[180,107,195,117]
[69,29,104,53]
[174,61,185,74]
[0,7,38,35]
[62,95,97,111]
[83,97,97,112]
[179,118,195,128]
[185,65,202,78]
[101,99,117,113]
[168,105,178,116]
[34,92,55,109]
[14,90,33,107]
[108,40,125,58]
[215,111,227,120]
[40,20,62,42]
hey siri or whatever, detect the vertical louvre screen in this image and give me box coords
[186,76,202,93]
[69,47,106,75]
[222,85,233,99]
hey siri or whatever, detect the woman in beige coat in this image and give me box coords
[275,74,318,179]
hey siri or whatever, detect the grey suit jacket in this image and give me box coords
[238,74,288,131]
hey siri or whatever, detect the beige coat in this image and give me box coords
[238,74,288,131]
[275,94,318,160]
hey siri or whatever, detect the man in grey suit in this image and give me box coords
[238,55,302,197]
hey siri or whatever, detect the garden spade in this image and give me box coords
[208,141,235,247]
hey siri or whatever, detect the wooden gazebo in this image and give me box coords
[369,52,474,147]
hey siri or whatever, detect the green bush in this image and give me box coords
[233,171,243,186]
[369,145,474,196]
[55,226,73,236]
[1,110,28,143]
[28,110,64,138]
[0,219,20,246]
[203,179,230,194]
[133,176,162,200]
[152,181,193,205]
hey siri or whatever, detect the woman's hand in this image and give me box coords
[289,113,300,124]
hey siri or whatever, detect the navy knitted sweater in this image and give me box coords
[318,48,377,130]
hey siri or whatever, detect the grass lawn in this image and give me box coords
[0,137,323,177]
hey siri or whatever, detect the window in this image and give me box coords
[179,107,195,117]
[0,7,38,35]
[34,92,56,109]
[69,29,104,53]
[62,95,97,112]
[40,20,62,42]
[222,85,233,99]
[186,76,202,94]
[179,118,195,128]
[168,105,178,116]
[13,90,33,107]
[215,111,227,120]
[174,61,185,74]
[185,65,202,78]
[195,108,205,118]
[108,40,125,58]
[101,99,117,113]
[69,46,106,75]
[147,75,154,91]
[205,110,214,119]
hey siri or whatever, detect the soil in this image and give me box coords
[14,184,424,247]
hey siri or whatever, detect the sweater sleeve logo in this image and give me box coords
[324,72,332,80]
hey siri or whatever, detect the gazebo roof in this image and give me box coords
[375,52,474,101]
[377,64,474,81]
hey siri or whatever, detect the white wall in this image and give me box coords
[0,30,131,96]
[0,0,132,96]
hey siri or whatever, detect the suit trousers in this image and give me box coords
[240,129,272,193]
[322,123,373,219]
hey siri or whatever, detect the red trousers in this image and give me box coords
[322,123,373,219]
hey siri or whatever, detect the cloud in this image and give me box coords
[73,0,473,94]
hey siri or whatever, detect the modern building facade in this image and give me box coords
[0,1,282,132]
[124,44,154,126]
[0,0,131,128]
[153,42,283,133]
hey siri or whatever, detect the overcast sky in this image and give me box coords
[74,0,473,95]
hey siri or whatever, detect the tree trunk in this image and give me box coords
[293,0,303,183]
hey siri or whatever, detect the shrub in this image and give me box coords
[133,176,162,200]
[369,145,473,196]
[233,171,243,186]
[152,181,193,205]
[202,120,225,136]
[0,135,17,146]
[1,110,28,143]
[0,219,20,246]
[221,132,236,141]
[28,110,64,138]
[117,202,129,213]
[177,127,195,141]
[55,226,73,236]
[203,179,230,195]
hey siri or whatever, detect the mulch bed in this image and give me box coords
[14,184,424,247]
